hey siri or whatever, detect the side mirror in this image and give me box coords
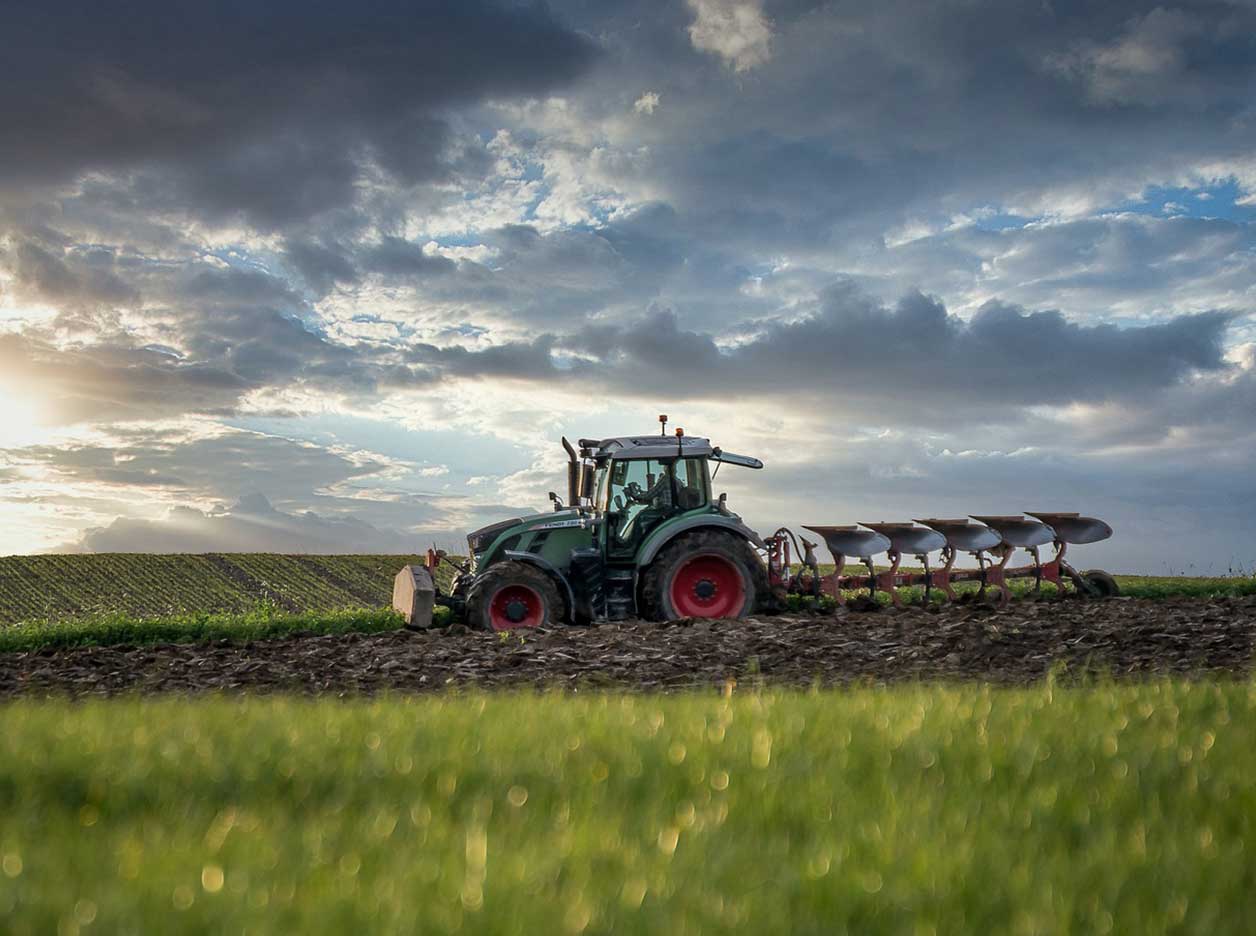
[548,491,564,511]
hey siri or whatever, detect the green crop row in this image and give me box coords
[0,605,451,654]
[0,554,439,626]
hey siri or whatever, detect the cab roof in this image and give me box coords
[583,434,714,460]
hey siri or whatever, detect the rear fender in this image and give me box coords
[636,516,764,568]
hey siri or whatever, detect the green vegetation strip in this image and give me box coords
[0,606,440,654]
[0,554,440,625]
[786,572,1256,611]
[1116,575,1256,600]
[0,685,1250,933]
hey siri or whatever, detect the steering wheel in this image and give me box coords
[624,481,649,504]
[613,494,624,510]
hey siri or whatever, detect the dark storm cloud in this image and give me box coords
[362,238,458,278]
[3,240,139,308]
[560,285,1238,416]
[408,334,560,381]
[364,283,1242,427]
[0,0,597,227]
[546,0,1256,253]
[282,240,361,296]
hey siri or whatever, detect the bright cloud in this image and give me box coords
[633,92,661,115]
[686,0,773,72]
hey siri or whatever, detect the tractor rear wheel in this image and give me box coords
[642,530,762,621]
[465,562,565,631]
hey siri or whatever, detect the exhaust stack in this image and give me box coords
[562,436,580,506]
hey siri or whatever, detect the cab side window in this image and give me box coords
[675,457,708,510]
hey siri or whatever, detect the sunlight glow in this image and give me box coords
[0,387,49,447]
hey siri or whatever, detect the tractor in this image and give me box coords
[433,417,768,630]
[415,417,1118,630]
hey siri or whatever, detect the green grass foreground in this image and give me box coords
[0,605,447,654]
[1,684,1253,933]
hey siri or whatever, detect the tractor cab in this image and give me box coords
[582,434,716,560]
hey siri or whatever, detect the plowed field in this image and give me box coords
[4,595,1253,697]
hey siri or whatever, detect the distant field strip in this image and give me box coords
[2,555,1253,628]
[1,685,1253,933]
[0,554,433,624]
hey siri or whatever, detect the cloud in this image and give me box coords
[361,237,458,278]
[3,424,403,504]
[72,493,418,554]
[0,331,250,425]
[1,422,530,553]
[686,0,773,72]
[563,285,1238,420]
[633,92,661,115]
[1047,7,1204,105]
[856,213,1256,320]
[0,0,597,228]
[4,245,1238,435]
[541,0,1256,261]
[3,240,139,309]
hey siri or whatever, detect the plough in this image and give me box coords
[765,513,1117,608]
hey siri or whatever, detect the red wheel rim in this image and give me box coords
[670,554,745,618]
[488,584,545,630]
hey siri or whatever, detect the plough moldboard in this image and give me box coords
[765,513,1117,607]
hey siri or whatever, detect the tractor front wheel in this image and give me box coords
[465,562,565,631]
[642,531,762,621]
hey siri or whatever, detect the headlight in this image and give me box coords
[466,517,522,554]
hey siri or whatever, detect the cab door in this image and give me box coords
[604,458,674,561]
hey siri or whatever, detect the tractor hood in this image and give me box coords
[466,509,591,554]
[466,516,523,554]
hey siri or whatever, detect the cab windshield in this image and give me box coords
[602,456,709,551]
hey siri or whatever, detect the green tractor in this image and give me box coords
[437,418,768,630]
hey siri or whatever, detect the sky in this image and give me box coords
[0,0,1254,573]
